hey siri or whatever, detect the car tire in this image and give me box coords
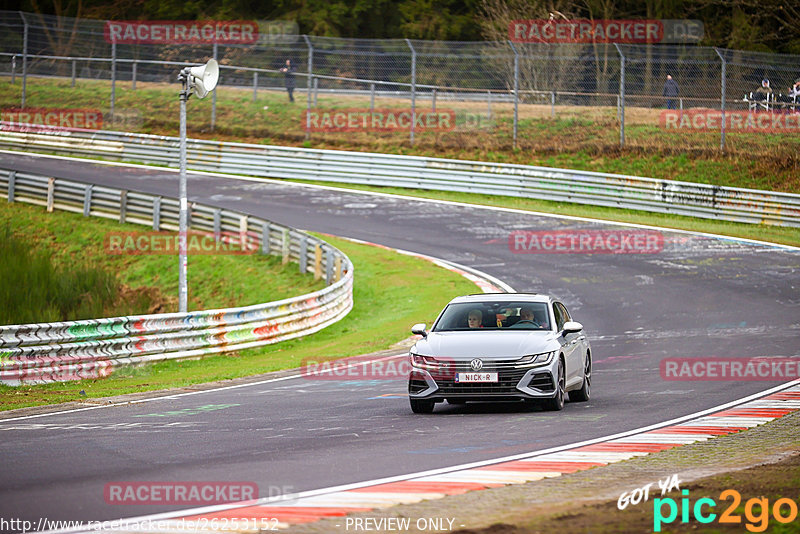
[410,398,435,414]
[542,358,565,411]
[568,352,591,402]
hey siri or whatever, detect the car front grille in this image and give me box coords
[434,367,530,395]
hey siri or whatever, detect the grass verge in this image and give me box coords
[0,227,121,324]
[0,199,325,316]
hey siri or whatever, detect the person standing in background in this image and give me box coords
[663,75,679,110]
[280,59,296,102]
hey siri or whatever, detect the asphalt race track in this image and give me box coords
[1,151,799,528]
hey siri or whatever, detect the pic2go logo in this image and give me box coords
[654,489,799,532]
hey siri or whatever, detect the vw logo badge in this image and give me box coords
[470,359,484,371]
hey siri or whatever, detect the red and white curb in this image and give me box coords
[52,382,800,533]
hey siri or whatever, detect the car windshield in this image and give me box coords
[432,301,551,332]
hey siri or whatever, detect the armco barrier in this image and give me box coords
[1,125,799,227]
[0,168,354,385]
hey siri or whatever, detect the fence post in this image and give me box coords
[614,43,625,147]
[131,61,136,90]
[11,54,16,84]
[110,40,117,120]
[262,222,271,254]
[299,236,308,274]
[303,33,314,141]
[71,60,76,87]
[304,35,313,105]
[325,248,333,284]
[714,47,727,150]
[282,228,290,264]
[211,43,218,131]
[314,244,322,280]
[239,215,248,249]
[370,83,375,112]
[551,91,555,118]
[119,190,127,224]
[46,178,55,212]
[8,171,16,202]
[213,209,222,240]
[487,90,492,120]
[153,197,161,230]
[253,71,258,102]
[334,255,342,282]
[305,76,313,140]
[21,20,28,108]
[432,88,436,112]
[405,38,416,145]
[313,77,318,106]
[83,184,92,216]
[508,40,519,149]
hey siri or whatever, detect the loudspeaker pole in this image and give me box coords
[175,60,219,313]
[178,68,191,313]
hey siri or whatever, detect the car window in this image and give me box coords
[553,303,566,331]
[431,301,551,332]
[557,302,571,322]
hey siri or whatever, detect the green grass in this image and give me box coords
[0,200,325,314]
[0,205,478,410]
[0,226,120,324]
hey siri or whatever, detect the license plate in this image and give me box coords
[456,372,498,383]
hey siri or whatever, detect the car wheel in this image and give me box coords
[542,358,565,411]
[410,398,435,414]
[568,351,591,402]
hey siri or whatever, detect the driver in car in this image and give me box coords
[467,309,483,328]
[510,306,540,328]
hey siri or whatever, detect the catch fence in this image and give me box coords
[1,11,800,153]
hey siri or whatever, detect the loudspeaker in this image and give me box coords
[189,59,219,99]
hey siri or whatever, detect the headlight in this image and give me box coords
[515,351,556,368]
[410,352,442,370]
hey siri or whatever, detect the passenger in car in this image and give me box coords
[510,307,540,328]
[467,309,483,328]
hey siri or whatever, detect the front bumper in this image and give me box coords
[408,359,559,401]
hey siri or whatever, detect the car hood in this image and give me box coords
[412,330,558,360]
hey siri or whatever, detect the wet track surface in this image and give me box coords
[1,152,798,525]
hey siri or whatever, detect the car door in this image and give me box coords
[555,302,581,386]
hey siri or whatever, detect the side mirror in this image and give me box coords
[411,323,427,337]
[563,321,583,334]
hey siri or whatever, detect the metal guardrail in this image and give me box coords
[1,125,799,227]
[0,167,354,385]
